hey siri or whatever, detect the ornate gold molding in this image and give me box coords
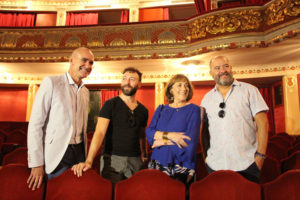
[1,65,299,84]
[0,0,299,62]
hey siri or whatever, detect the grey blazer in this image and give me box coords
[27,73,89,174]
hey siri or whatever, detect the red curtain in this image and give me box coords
[139,8,165,22]
[100,90,119,107]
[66,12,98,26]
[0,12,35,27]
[194,0,206,14]
[163,8,169,20]
[120,10,129,23]
[246,0,264,5]
[259,87,275,136]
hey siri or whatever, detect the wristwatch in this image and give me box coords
[255,151,266,159]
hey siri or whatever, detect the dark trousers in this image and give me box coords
[48,142,85,179]
[206,162,260,183]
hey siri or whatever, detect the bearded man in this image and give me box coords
[201,56,269,183]
[72,67,148,184]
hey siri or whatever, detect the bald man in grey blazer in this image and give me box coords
[27,47,94,190]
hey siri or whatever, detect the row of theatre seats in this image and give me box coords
[1,128,300,183]
[0,164,299,200]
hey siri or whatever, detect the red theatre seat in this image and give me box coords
[0,164,45,200]
[6,131,27,146]
[269,136,293,150]
[266,141,288,161]
[281,151,300,173]
[46,169,112,200]
[2,147,28,166]
[288,143,300,156]
[196,153,208,180]
[263,170,300,200]
[115,169,186,200]
[190,170,261,200]
[260,156,281,184]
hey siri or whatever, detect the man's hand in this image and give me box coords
[27,166,44,190]
[71,162,92,177]
[254,156,264,170]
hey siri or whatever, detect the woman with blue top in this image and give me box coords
[146,74,201,186]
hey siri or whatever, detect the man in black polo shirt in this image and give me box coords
[72,67,148,184]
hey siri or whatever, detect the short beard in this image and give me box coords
[214,72,234,86]
[121,85,138,96]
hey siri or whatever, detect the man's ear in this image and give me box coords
[69,57,72,64]
[138,82,142,88]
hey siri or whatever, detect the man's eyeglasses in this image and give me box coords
[128,110,136,127]
[218,102,225,118]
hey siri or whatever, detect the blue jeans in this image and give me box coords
[47,142,85,180]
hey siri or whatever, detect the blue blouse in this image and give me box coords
[146,103,201,170]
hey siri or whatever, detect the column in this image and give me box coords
[26,84,39,121]
[282,75,300,135]
[129,5,139,22]
[155,82,165,109]
[56,10,67,26]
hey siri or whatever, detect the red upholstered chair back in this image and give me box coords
[46,169,112,200]
[263,170,300,200]
[288,143,300,156]
[0,164,45,200]
[0,136,3,151]
[190,170,261,200]
[0,131,7,142]
[281,151,300,173]
[196,153,208,180]
[115,169,186,200]
[269,136,293,149]
[293,136,300,146]
[2,147,28,166]
[260,156,281,184]
[6,131,27,146]
[266,141,288,161]
[275,132,295,143]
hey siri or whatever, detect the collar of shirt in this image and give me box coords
[212,79,241,92]
[66,72,84,91]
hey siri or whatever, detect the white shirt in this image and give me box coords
[201,80,269,171]
[66,72,85,144]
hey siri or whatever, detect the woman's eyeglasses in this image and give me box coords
[218,102,226,118]
[128,110,136,127]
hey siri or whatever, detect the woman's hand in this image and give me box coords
[71,161,92,177]
[166,132,191,148]
[152,139,174,148]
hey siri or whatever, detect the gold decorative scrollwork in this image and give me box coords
[239,10,262,30]
[22,41,38,48]
[158,31,176,44]
[0,32,19,48]
[265,0,289,25]
[284,0,300,16]
[188,10,261,40]
[188,18,210,40]
[65,36,81,48]
[206,13,241,34]
[110,38,127,47]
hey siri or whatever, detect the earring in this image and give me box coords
[170,96,174,101]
